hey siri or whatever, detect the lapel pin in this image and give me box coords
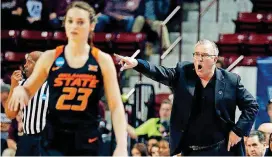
[218,91,222,95]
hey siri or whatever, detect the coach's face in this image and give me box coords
[193,44,218,79]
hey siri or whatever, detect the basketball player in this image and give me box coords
[8,1,127,156]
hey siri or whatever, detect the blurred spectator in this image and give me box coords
[48,0,97,30]
[267,133,272,156]
[258,123,272,147]
[2,112,23,156]
[132,0,171,49]
[216,59,225,69]
[246,130,266,157]
[1,0,24,29]
[95,0,141,32]
[158,140,170,156]
[150,143,160,156]
[267,99,272,123]
[1,84,12,154]
[127,99,172,139]
[89,0,105,14]
[20,0,50,30]
[147,138,158,155]
[131,143,148,156]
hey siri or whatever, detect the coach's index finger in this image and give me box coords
[227,140,231,151]
[114,53,125,60]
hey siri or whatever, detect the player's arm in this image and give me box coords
[98,51,127,155]
[5,71,22,119]
[23,50,55,98]
[5,86,19,119]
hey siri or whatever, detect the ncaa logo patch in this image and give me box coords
[55,57,65,67]
[42,94,47,100]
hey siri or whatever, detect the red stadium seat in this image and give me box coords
[21,30,52,40]
[115,33,146,43]
[51,31,68,48]
[217,33,247,55]
[1,30,20,51]
[20,30,53,51]
[52,31,67,41]
[225,55,239,66]
[1,30,20,39]
[114,33,146,57]
[93,33,115,53]
[237,12,264,22]
[265,13,272,23]
[221,55,265,67]
[233,12,265,33]
[241,56,259,66]
[246,33,270,44]
[267,34,272,54]
[244,33,270,55]
[264,13,272,33]
[93,33,115,42]
[4,51,26,62]
[218,33,247,44]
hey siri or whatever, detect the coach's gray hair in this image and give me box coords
[195,39,219,56]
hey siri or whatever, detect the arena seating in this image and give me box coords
[233,12,264,33]
[0,29,146,84]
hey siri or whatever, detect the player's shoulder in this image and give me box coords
[41,49,56,60]
[97,50,112,60]
[97,50,113,65]
[37,49,57,73]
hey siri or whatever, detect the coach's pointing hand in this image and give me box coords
[227,131,242,151]
[114,54,138,71]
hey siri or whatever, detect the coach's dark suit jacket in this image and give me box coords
[134,60,259,156]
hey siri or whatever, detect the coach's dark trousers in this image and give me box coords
[182,140,235,156]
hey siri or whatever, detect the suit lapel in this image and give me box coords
[215,69,226,107]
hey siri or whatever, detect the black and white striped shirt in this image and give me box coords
[20,80,49,134]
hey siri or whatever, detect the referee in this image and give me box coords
[5,51,49,156]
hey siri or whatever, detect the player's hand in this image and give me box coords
[114,54,138,71]
[113,145,128,156]
[8,86,29,111]
[227,131,241,151]
[11,70,23,86]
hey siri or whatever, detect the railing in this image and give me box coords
[158,4,183,88]
[159,5,182,65]
[197,0,220,41]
